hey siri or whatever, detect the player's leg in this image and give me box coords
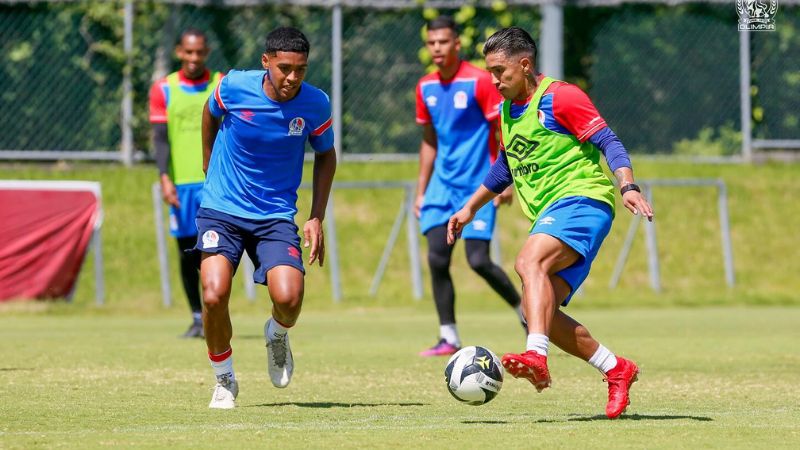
[420,225,460,356]
[177,236,203,338]
[201,253,238,408]
[250,219,305,388]
[195,207,245,409]
[172,183,205,338]
[464,239,524,326]
[502,233,580,391]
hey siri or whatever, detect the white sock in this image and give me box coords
[588,344,618,374]
[267,318,289,340]
[209,349,235,381]
[192,312,202,323]
[526,333,549,356]
[439,324,460,347]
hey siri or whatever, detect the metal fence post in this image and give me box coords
[540,1,564,80]
[740,29,752,163]
[332,2,343,161]
[643,185,661,292]
[405,185,423,300]
[326,194,343,302]
[92,228,105,306]
[121,0,134,166]
[151,183,172,308]
[717,180,736,287]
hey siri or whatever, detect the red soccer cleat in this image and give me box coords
[501,351,551,392]
[604,357,639,419]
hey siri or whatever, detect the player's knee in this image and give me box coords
[466,251,493,275]
[514,255,546,281]
[271,285,304,310]
[427,249,451,274]
[202,283,229,310]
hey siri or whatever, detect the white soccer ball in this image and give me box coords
[444,346,504,405]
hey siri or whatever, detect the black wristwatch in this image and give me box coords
[620,183,641,195]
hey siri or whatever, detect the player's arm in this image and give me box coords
[149,82,179,207]
[201,101,220,175]
[447,152,511,245]
[306,148,337,267]
[415,124,437,218]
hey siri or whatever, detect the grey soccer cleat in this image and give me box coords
[264,319,294,388]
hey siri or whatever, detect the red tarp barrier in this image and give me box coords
[0,189,99,301]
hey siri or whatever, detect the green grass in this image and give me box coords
[0,160,798,311]
[1,307,798,448]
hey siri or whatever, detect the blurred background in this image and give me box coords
[2,0,798,163]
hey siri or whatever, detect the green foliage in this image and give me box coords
[672,124,742,157]
[1,308,799,448]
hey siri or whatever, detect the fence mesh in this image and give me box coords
[0,1,797,157]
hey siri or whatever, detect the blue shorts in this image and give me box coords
[169,183,203,238]
[420,178,496,241]
[193,207,304,284]
[530,196,613,306]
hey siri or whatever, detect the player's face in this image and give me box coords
[485,51,532,101]
[425,28,460,69]
[262,51,308,102]
[175,35,209,80]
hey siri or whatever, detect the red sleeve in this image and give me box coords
[148,81,167,124]
[551,83,607,142]
[415,81,431,125]
[475,72,503,122]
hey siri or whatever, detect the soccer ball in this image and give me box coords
[444,346,504,405]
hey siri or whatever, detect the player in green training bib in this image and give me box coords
[447,27,654,419]
[149,28,223,338]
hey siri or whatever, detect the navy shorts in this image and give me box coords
[194,207,304,284]
[530,196,613,306]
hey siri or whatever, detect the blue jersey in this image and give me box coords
[415,61,502,192]
[203,70,334,221]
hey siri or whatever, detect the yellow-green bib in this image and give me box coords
[166,71,222,185]
[500,77,615,227]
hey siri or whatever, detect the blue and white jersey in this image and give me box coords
[202,70,334,221]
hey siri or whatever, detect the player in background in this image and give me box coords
[149,28,223,338]
[198,27,336,409]
[415,16,523,357]
[447,27,653,419]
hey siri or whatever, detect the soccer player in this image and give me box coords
[447,27,654,419]
[149,28,223,338]
[415,16,523,357]
[198,27,336,409]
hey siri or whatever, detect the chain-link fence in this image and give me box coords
[0,0,798,161]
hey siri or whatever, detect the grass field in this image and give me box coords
[1,306,798,449]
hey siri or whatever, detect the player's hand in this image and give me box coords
[446,208,475,245]
[414,193,424,219]
[303,217,325,266]
[622,190,654,222]
[160,177,180,208]
[493,186,513,207]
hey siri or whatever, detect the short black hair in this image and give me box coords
[178,27,207,46]
[427,15,458,35]
[265,27,310,55]
[483,27,537,62]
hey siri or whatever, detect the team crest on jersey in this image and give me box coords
[202,230,219,249]
[288,117,305,136]
[473,220,487,231]
[426,95,438,107]
[454,91,468,109]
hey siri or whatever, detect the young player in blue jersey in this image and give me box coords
[415,16,523,357]
[149,28,222,339]
[198,27,336,409]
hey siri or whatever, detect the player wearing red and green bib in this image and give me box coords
[447,27,654,419]
[149,28,223,339]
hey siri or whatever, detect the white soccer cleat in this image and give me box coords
[264,320,294,388]
[208,375,238,409]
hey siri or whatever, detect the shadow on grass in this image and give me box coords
[462,420,509,425]
[535,413,713,423]
[246,402,427,409]
[0,367,34,371]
